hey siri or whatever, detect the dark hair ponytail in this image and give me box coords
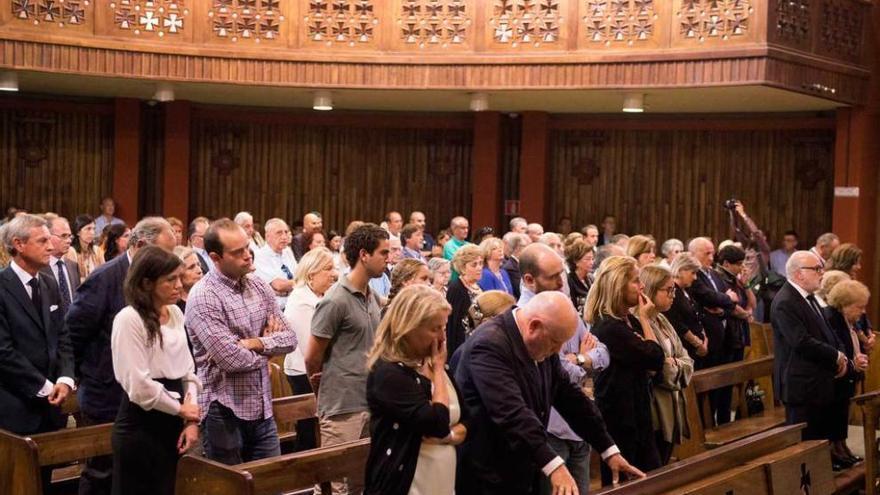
[124,246,182,348]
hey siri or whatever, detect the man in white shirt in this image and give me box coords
[254,218,298,309]
[189,217,213,274]
[40,215,80,315]
[384,210,403,241]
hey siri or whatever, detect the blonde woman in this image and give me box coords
[470,290,516,327]
[586,256,665,485]
[477,237,513,294]
[446,244,484,356]
[365,285,468,495]
[386,258,432,308]
[640,265,694,465]
[626,235,656,268]
[282,247,338,450]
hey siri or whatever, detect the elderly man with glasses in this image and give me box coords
[771,250,848,442]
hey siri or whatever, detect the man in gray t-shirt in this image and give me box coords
[305,223,389,495]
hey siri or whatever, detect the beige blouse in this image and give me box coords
[649,313,695,444]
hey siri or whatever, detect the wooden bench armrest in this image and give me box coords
[175,454,255,495]
[703,407,786,448]
[31,423,113,466]
[691,356,774,394]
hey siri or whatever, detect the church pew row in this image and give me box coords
[848,389,880,495]
[596,424,838,495]
[175,438,370,495]
[0,393,318,495]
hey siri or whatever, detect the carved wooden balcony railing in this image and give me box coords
[0,0,873,103]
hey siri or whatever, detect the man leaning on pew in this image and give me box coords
[0,214,75,490]
[771,251,847,442]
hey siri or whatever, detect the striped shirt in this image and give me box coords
[185,269,296,421]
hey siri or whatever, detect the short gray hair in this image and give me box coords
[173,245,195,262]
[44,215,69,232]
[509,217,527,230]
[503,232,530,255]
[427,256,451,273]
[670,252,701,277]
[295,247,334,287]
[264,218,288,235]
[786,250,820,279]
[816,232,839,248]
[661,238,684,257]
[2,214,48,256]
[129,217,173,248]
[234,211,253,225]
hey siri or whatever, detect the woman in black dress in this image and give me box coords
[445,244,484,356]
[824,280,871,469]
[663,253,710,369]
[565,239,594,315]
[586,255,665,486]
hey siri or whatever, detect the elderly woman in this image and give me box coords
[659,239,684,268]
[477,237,513,294]
[445,244,483,357]
[428,257,452,296]
[824,280,871,469]
[365,285,468,495]
[282,247,338,451]
[827,244,874,350]
[640,265,694,465]
[627,235,657,268]
[172,246,203,312]
[68,214,105,282]
[564,239,594,315]
[586,256,665,485]
[663,253,709,369]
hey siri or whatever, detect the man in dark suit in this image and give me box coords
[0,214,75,492]
[771,250,847,441]
[41,215,80,316]
[452,291,643,494]
[501,232,530,300]
[67,216,176,495]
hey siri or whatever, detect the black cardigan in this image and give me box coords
[365,359,468,495]
[446,278,477,357]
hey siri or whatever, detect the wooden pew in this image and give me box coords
[849,389,880,494]
[0,424,113,495]
[175,438,370,495]
[683,356,785,451]
[597,424,805,494]
[0,393,318,494]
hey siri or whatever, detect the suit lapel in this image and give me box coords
[1,268,44,329]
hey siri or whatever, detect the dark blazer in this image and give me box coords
[591,314,665,475]
[770,282,842,406]
[824,307,860,401]
[446,278,476,358]
[66,253,130,421]
[452,310,615,494]
[715,267,751,349]
[567,271,590,316]
[689,269,735,359]
[39,258,80,312]
[0,266,73,434]
[663,285,707,368]
[501,257,522,300]
[365,359,469,495]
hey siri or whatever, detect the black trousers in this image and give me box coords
[786,403,833,441]
[709,347,744,426]
[286,374,318,451]
[111,379,184,495]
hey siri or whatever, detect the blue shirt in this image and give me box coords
[94,215,124,236]
[769,249,792,277]
[518,286,609,442]
[368,271,392,298]
[478,267,513,294]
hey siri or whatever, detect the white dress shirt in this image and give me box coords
[111,305,201,415]
[282,284,322,375]
[49,255,75,298]
[253,244,299,309]
[9,260,76,397]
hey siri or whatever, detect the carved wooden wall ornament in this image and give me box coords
[110,0,188,37]
[584,0,656,45]
[677,0,751,42]
[13,0,88,26]
[773,0,809,44]
[305,0,378,46]
[208,0,282,42]
[398,0,469,48]
[818,0,863,60]
[489,0,561,47]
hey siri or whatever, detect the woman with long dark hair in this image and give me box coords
[110,246,201,495]
[101,223,131,262]
[67,214,104,282]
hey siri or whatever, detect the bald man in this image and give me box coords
[453,291,642,494]
[291,212,323,261]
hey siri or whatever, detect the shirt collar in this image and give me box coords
[212,268,246,292]
[789,280,812,300]
[339,274,371,299]
[49,255,63,266]
[9,259,37,288]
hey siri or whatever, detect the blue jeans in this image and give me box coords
[541,435,592,495]
[201,401,281,465]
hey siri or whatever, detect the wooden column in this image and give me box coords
[519,111,550,225]
[471,111,502,231]
[162,101,191,223]
[112,98,140,224]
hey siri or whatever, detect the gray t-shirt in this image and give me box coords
[311,275,382,417]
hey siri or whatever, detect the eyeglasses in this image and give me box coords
[798,265,824,273]
[661,287,676,296]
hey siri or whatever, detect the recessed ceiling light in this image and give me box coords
[313,91,333,111]
[622,93,644,113]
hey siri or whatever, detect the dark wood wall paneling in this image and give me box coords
[500,114,522,225]
[0,99,114,220]
[547,127,836,247]
[139,103,165,217]
[188,112,475,234]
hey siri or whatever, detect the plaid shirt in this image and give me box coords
[185,269,296,421]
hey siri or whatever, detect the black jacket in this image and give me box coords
[0,266,73,434]
[689,269,735,358]
[591,314,665,472]
[567,271,590,316]
[501,257,522,300]
[663,284,705,362]
[446,278,476,358]
[39,258,81,314]
[365,359,469,495]
[66,253,130,421]
[715,267,751,349]
[824,307,860,402]
[452,310,614,494]
[770,282,843,406]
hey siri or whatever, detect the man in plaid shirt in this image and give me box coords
[185,218,296,465]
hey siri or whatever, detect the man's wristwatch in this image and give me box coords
[576,354,586,366]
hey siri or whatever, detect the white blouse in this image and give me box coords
[111,305,201,415]
[283,285,321,376]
